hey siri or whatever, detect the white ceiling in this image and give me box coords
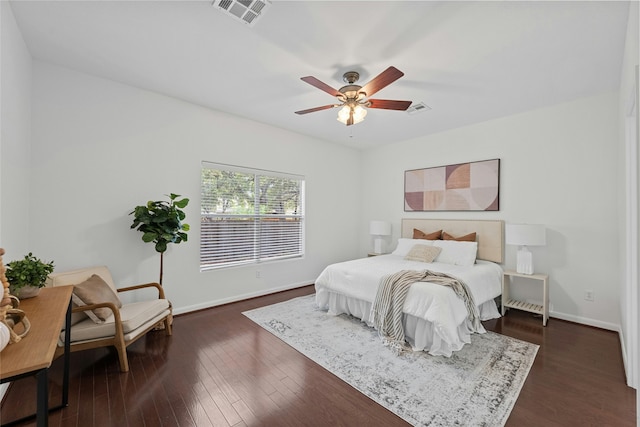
[9,0,631,149]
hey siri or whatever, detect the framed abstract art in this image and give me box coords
[404,159,500,211]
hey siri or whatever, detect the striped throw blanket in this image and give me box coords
[371,269,482,353]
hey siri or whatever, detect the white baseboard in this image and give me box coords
[549,310,620,332]
[618,330,635,388]
[174,289,623,333]
[172,280,313,316]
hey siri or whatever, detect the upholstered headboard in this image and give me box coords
[401,218,504,263]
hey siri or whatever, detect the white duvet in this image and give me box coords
[314,254,503,354]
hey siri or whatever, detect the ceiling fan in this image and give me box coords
[295,66,412,126]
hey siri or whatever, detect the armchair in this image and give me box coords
[45,266,171,372]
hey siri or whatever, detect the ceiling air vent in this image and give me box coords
[213,0,271,27]
[407,102,432,115]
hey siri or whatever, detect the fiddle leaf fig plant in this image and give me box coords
[130,193,190,285]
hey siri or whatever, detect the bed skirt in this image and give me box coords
[316,291,501,357]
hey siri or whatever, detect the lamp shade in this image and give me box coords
[369,220,391,236]
[505,224,546,246]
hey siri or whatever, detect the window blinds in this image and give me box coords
[200,162,305,270]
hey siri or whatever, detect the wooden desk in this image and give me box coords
[0,286,73,427]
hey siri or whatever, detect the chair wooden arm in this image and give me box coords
[116,282,165,299]
[67,302,129,370]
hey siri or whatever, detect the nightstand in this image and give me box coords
[502,270,549,326]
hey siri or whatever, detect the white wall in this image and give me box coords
[0,0,33,402]
[616,0,639,393]
[361,91,620,330]
[1,0,32,257]
[29,61,362,313]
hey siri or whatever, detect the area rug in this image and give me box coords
[243,295,538,427]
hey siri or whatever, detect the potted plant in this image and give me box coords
[5,252,55,299]
[130,193,190,285]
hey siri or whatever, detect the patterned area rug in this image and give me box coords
[243,295,538,427]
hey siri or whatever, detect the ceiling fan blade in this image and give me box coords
[360,66,405,97]
[367,99,412,111]
[294,104,336,115]
[300,76,341,97]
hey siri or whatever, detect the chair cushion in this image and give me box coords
[72,274,123,323]
[61,299,170,343]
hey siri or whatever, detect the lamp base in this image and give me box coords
[373,238,384,254]
[516,246,534,274]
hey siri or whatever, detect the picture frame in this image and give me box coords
[404,159,500,211]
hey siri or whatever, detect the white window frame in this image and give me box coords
[200,161,305,271]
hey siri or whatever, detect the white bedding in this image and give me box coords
[314,254,504,356]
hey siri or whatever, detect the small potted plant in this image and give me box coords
[5,253,55,299]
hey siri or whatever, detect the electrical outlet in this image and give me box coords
[584,290,594,302]
[256,271,261,278]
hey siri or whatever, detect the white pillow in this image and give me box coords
[391,238,435,256]
[432,240,478,266]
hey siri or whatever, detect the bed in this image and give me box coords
[315,219,504,356]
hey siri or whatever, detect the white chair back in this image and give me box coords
[46,265,117,293]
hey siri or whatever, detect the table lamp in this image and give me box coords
[370,220,391,254]
[505,223,546,274]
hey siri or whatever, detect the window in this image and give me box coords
[200,162,305,271]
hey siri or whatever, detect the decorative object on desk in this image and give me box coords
[505,223,546,274]
[370,220,391,254]
[3,307,30,342]
[0,248,11,321]
[0,295,30,343]
[130,193,190,285]
[0,248,14,347]
[404,158,500,211]
[0,322,10,351]
[5,252,55,299]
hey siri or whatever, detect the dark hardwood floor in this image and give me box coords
[1,285,635,426]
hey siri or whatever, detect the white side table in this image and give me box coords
[502,270,549,326]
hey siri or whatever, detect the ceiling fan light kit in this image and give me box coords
[337,104,367,125]
[295,66,412,126]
